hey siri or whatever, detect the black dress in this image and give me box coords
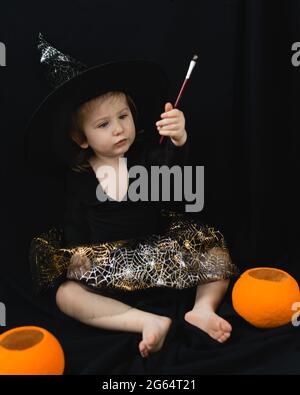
[29,136,238,304]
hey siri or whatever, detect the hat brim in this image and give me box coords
[25,60,169,172]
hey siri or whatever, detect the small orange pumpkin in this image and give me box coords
[0,326,65,375]
[232,267,300,328]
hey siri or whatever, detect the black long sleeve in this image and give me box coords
[62,172,91,247]
[145,135,189,168]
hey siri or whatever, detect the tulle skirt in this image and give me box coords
[29,210,238,298]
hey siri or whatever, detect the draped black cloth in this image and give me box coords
[1,0,299,375]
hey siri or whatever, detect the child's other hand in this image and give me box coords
[67,252,92,280]
[156,103,187,147]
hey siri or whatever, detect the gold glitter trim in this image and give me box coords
[29,211,238,293]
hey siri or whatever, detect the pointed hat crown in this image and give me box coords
[37,33,87,88]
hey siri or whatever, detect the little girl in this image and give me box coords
[27,34,238,359]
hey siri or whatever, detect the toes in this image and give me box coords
[217,336,225,343]
[139,341,149,358]
[217,332,231,343]
[145,334,156,349]
[139,342,146,353]
[220,320,232,333]
[140,348,149,358]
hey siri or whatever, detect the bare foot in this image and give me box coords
[184,308,232,343]
[139,316,172,358]
[67,253,92,280]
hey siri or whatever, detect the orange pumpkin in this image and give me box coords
[0,326,65,375]
[232,267,300,328]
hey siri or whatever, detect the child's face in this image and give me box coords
[77,93,136,161]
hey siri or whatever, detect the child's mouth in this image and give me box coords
[115,139,127,146]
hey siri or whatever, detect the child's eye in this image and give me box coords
[98,122,109,128]
[97,115,128,128]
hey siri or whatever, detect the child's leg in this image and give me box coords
[56,281,172,358]
[184,247,232,343]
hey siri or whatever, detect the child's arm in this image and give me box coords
[63,198,90,247]
[63,171,90,248]
[63,171,93,278]
[146,103,189,168]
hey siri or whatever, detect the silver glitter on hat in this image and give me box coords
[37,33,87,89]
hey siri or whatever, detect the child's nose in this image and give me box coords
[113,120,124,135]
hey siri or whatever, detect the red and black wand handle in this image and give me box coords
[159,54,198,144]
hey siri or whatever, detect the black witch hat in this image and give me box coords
[25,33,169,173]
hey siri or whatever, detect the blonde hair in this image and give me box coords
[68,91,139,173]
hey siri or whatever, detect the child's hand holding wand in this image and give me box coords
[158,55,198,145]
[156,102,187,147]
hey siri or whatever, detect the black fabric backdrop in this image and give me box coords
[0,0,299,375]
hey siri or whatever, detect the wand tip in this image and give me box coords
[193,54,198,61]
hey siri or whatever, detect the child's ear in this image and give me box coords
[79,141,89,149]
[71,133,89,149]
